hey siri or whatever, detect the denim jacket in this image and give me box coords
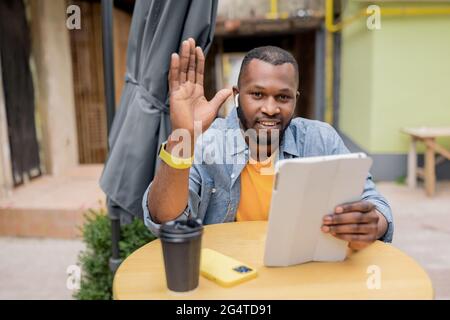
[143,107,394,242]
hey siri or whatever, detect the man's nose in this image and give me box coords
[262,97,280,116]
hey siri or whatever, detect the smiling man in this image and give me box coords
[144,38,393,250]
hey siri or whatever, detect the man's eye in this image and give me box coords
[251,92,262,98]
[278,95,291,101]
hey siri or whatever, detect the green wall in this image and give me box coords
[340,1,450,154]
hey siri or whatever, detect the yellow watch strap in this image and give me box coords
[159,142,193,169]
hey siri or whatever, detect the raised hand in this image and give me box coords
[169,38,232,136]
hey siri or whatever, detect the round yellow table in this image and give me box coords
[113,221,433,300]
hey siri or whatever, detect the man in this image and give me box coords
[144,38,393,250]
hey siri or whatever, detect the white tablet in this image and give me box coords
[263,153,373,267]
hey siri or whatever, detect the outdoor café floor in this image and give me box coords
[1,181,449,300]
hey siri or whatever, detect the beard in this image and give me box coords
[236,107,292,147]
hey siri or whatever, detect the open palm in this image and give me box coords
[169,38,231,134]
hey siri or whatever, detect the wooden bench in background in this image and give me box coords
[402,127,450,196]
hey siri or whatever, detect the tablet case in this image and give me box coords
[264,153,372,267]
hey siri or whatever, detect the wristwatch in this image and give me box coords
[158,141,194,169]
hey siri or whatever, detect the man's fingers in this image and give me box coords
[179,40,190,83]
[169,53,180,92]
[322,223,376,235]
[195,46,205,86]
[335,201,374,214]
[323,211,377,225]
[187,38,196,83]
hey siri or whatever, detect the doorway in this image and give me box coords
[0,0,41,186]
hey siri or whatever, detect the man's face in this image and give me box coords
[234,59,298,146]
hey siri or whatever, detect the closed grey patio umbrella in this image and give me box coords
[100,0,219,270]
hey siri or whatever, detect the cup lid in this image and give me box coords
[160,218,203,235]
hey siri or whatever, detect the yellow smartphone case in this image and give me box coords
[200,248,257,287]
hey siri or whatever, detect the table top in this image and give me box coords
[113,221,433,300]
[402,127,450,138]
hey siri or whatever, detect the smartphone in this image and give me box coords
[200,248,257,287]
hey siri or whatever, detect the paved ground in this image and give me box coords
[378,181,450,300]
[0,181,449,300]
[0,238,84,300]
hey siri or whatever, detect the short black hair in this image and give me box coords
[237,46,299,87]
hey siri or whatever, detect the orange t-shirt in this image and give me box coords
[236,153,277,221]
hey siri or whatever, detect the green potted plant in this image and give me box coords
[74,209,156,300]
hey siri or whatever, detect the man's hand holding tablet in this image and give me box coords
[322,200,389,251]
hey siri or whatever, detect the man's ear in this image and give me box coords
[232,86,239,97]
[296,91,300,98]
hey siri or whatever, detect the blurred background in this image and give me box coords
[0,0,449,299]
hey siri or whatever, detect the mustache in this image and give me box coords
[237,107,293,130]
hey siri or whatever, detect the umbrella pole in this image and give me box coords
[101,0,121,273]
[109,203,122,273]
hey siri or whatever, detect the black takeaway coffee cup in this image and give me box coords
[160,218,203,292]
